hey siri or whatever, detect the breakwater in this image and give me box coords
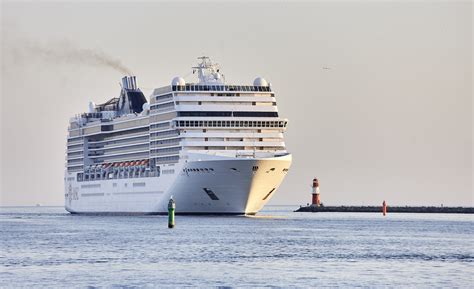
[295,205,474,214]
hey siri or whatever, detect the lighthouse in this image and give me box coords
[311,178,321,206]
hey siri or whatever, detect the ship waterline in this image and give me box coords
[65,57,291,214]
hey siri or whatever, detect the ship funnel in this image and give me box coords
[121,76,138,90]
[122,76,129,89]
[132,76,137,90]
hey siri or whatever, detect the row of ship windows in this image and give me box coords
[86,131,149,146]
[150,101,277,111]
[172,84,271,92]
[88,137,149,150]
[68,143,84,150]
[177,111,278,117]
[154,155,180,164]
[150,122,170,130]
[150,138,181,146]
[187,146,285,150]
[87,127,149,142]
[150,147,181,155]
[151,102,174,111]
[176,120,287,128]
[155,93,173,102]
[91,151,150,164]
[68,136,83,143]
[175,101,276,106]
[77,170,160,181]
[183,168,214,173]
[150,130,180,138]
[88,143,149,155]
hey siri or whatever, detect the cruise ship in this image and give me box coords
[65,57,292,214]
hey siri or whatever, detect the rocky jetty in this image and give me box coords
[295,205,474,214]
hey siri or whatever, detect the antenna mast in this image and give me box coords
[192,56,225,84]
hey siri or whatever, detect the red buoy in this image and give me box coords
[382,200,387,216]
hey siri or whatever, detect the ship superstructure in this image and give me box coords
[65,57,292,214]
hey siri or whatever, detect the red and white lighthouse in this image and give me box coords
[311,178,321,206]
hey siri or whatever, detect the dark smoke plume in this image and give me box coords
[17,39,132,75]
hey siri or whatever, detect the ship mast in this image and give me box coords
[192,56,225,84]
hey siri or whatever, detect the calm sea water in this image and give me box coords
[0,206,473,287]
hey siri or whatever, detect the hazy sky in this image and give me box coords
[1,1,472,206]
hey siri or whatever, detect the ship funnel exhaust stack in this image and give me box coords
[121,76,138,91]
[122,77,129,89]
[116,76,147,115]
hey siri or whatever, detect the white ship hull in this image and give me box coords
[65,154,291,215]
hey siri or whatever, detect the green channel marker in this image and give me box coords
[168,197,175,228]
